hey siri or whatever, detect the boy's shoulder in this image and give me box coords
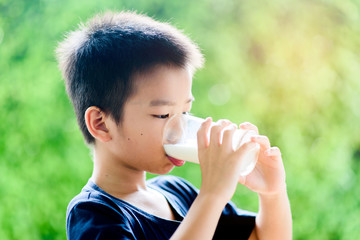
[66,180,142,239]
[66,179,125,224]
[67,175,198,217]
[66,175,198,239]
[66,175,198,238]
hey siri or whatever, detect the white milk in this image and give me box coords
[164,129,260,176]
[164,142,199,164]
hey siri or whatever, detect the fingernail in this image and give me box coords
[239,123,249,129]
[203,117,211,124]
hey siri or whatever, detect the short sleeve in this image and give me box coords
[214,201,256,240]
[147,175,198,218]
[67,201,137,240]
[149,175,256,239]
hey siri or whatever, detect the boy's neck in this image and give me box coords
[90,147,147,196]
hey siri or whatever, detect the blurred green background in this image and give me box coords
[1,0,360,239]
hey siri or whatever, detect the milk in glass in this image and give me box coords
[163,114,260,176]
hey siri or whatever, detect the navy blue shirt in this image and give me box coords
[66,175,256,239]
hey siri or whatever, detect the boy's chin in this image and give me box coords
[147,164,175,175]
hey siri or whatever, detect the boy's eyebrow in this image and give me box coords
[149,97,194,107]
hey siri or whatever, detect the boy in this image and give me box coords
[56,11,292,239]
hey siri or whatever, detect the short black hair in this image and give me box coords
[56,11,204,144]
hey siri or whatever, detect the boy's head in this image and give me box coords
[56,11,204,144]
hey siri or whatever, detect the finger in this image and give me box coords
[265,147,282,159]
[222,124,237,151]
[217,119,233,144]
[197,117,212,149]
[216,119,232,127]
[238,175,246,185]
[239,122,259,134]
[235,141,258,158]
[209,120,232,147]
[209,124,223,147]
[251,135,271,150]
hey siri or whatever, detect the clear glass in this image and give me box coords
[163,114,260,176]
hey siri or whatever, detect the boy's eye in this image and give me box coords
[152,112,190,119]
[152,114,169,119]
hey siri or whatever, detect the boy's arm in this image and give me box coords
[241,123,292,240]
[172,120,292,240]
[171,118,258,240]
[249,189,292,240]
[170,192,228,240]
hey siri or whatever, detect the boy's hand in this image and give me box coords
[238,122,286,196]
[197,118,259,203]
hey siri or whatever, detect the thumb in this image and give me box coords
[235,141,258,159]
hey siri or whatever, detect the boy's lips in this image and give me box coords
[167,155,185,167]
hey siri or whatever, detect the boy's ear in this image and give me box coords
[85,106,112,142]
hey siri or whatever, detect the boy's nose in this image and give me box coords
[163,115,186,145]
[166,129,184,144]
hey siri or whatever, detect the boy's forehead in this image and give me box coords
[129,89,194,106]
[129,65,193,105]
[148,97,194,107]
[129,97,194,108]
